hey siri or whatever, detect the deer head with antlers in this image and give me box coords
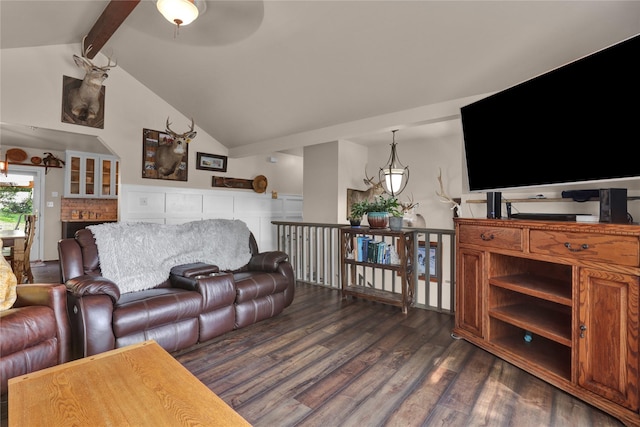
[155,117,197,178]
[68,37,117,123]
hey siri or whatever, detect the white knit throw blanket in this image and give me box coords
[88,219,252,294]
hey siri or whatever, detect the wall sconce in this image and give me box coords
[379,130,409,197]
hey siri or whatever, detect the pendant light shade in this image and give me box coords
[379,130,409,197]
[157,0,199,27]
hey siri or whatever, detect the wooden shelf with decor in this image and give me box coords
[340,226,415,314]
[6,162,63,170]
[3,149,65,175]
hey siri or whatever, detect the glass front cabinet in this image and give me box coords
[65,151,119,198]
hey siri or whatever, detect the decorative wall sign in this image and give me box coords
[212,176,254,190]
[212,175,268,193]
[61,75,105,129]
[142,128,188,181]
[196,152,227,172]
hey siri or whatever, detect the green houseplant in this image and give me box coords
[364,195,400,229]
[348,200,368,226]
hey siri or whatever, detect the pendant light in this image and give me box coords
[379,130,409,197]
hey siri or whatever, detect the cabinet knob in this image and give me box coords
[580,324,587,338]
[480,233,495,241]
[564,242,589,252]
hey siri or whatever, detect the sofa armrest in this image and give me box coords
[13,284,72,364]
[65,275,120,303]
[170,271,236,312]
[170,263,220,292]
[248,251,289,272]
[14,283,64,308]
[171,262,219,278]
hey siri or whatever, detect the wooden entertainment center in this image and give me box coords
[453,218,640,426]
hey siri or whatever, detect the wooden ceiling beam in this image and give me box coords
[84,0,141,59]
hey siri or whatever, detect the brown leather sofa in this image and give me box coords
[1,283,71,395]
[58,229,295,359]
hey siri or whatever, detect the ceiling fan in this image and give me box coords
[82,0,206,59]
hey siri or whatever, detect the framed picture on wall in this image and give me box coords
[142,128,188,181]
[418,241,438,282]
[196,152,227,172]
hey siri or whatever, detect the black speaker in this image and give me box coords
[599,188,627,223]
[486,192,502,219]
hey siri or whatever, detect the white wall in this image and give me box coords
[364,127,463,230]
[302,141,339,223]
[338,140,370,222]
[301,127,464,230]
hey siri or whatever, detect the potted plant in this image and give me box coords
[388,207,404,231]
[365,195,400,229]
[348,200,368,227]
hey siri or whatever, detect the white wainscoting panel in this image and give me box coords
[166,193,203,215]
[120,184,303,251]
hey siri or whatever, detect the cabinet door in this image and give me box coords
[67,155,82,196]
[65,153,96,197]
[578,268,639,411]
[456,247,484,338]
[100,157,119,198]
[84,156,96,196]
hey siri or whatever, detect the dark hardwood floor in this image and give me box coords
[28,262,624,426]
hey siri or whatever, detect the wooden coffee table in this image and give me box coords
[8,340,251,426]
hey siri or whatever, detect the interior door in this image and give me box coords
[0,167,43,262]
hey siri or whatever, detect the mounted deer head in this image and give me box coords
[362,168,385,199]
[155,117,197,178]
[347,167,386,219]
[68,37,117,122]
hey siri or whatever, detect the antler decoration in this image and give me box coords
[81,35,117,69]
[400,194,418,214]
[165,117,196,141]
[436,168,461,216]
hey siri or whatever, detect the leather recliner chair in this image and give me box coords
[1,283,71,396]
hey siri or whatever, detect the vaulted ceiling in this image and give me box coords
[2,1,639,156]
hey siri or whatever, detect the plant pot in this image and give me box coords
[388,216,403,231]
[349,218,361,227]
[367,212,389,229]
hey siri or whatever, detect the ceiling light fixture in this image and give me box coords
[379,130,409,197]
[157,0,199,34]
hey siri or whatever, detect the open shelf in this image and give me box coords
[489,318,571,380]
[344,259,402,271]
[489,301,572,347]
[490,274,571,306]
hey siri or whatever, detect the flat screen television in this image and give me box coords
[461,34,640,193]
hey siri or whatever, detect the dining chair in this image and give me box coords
[21,214,36,283]
[2,214,36,283]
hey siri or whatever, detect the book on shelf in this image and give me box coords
[365,239,392,264]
